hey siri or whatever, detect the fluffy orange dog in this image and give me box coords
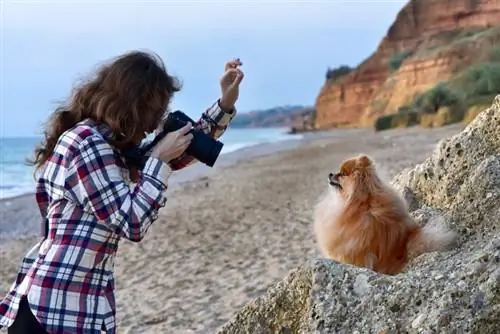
[313,154,456,275]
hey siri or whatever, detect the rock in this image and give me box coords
[352,274,371,296]
[290,108,317,133]
[217,95,500,333]
[411,313,426,329]
[217,265,312,334]
[391,95,500,229]
[464,105,490,125]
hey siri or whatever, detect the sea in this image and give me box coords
[0,128,302,200]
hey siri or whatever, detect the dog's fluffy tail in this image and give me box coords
[406,217,457,260]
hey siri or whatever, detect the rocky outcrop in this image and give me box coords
[217,95,500,333]
[230,106,316,133]
[315,0,500,129]
[289,108,316,134]
[390,96,500,228]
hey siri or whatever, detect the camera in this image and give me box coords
[122,111,224,169]
[161,110,224,167]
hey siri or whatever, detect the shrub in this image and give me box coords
[466,94,497,107]
[325,65,353,81]
[419,113,435,128]
[460,62,500,98]
[397,105,412,114]
[374,112,419,132]
[374,115,393,131]
[387,50,412,72]
[412,82,461,114]
[463,105,488,125]
[490,46,500,62]
[433,107,465,126]
[420,106,466,128]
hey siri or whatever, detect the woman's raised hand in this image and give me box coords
[219,58,244,111]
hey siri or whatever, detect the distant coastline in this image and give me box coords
[229,105,314,129]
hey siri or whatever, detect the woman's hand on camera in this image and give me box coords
[219,58,244,111]
[150,123,193,163]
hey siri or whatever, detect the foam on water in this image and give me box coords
[0,128,302,199]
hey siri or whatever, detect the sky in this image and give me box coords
[0,0,407,138]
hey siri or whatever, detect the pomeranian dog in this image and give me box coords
[313,154,456,275]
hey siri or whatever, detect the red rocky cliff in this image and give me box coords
[315,0,500,129]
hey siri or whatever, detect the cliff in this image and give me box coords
[218,95,500,333]
[315,0,500,129]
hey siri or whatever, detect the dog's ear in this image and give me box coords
[357,155,373,168]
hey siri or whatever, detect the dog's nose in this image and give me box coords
[328,173,336,182]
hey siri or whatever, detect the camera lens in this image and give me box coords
[205,140,224,167]
[186,131,224,167]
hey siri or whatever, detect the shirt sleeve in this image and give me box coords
[168,99,237,170]
[68,134,172,242]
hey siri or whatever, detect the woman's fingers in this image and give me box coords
[176,122,192,136]
[225,58,242,71]
[178,136,192,153]
[183,133,194,144]
[178,132,193,150]
[222,68,239,81]
[234,69,244,85]
[221,68,244,88]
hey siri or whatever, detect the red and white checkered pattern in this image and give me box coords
[0,100,235,333]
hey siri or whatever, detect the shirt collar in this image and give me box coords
[79,118,114,139]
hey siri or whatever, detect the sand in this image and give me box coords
[0,124,464,334]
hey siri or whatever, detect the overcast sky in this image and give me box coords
[0,0,407,137]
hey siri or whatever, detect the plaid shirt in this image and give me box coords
[0,100,235,334]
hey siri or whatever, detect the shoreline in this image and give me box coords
[0,129,302,201]
[0,129,336,239]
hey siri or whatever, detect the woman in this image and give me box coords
[0,51,244,334]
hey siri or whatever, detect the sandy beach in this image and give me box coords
[0,124,464,333]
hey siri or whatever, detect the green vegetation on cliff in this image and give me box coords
[375,37,500,132]
[412,82,462,114]
[387,50,412,72]
[325,65,353,82]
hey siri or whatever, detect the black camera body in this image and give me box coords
[122,111,224,169]
[161,110,224,167]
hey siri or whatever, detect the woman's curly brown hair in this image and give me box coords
[29,50,181,174]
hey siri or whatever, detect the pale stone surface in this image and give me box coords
[218,95,500,334]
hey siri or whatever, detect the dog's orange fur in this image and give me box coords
[313,154,456,275]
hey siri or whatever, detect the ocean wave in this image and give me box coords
[0,183,35,199]
[221,132,303,155]
[0,164,36,199]
[0,129,304,200]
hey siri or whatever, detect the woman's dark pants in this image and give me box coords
[7,297,48,334]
